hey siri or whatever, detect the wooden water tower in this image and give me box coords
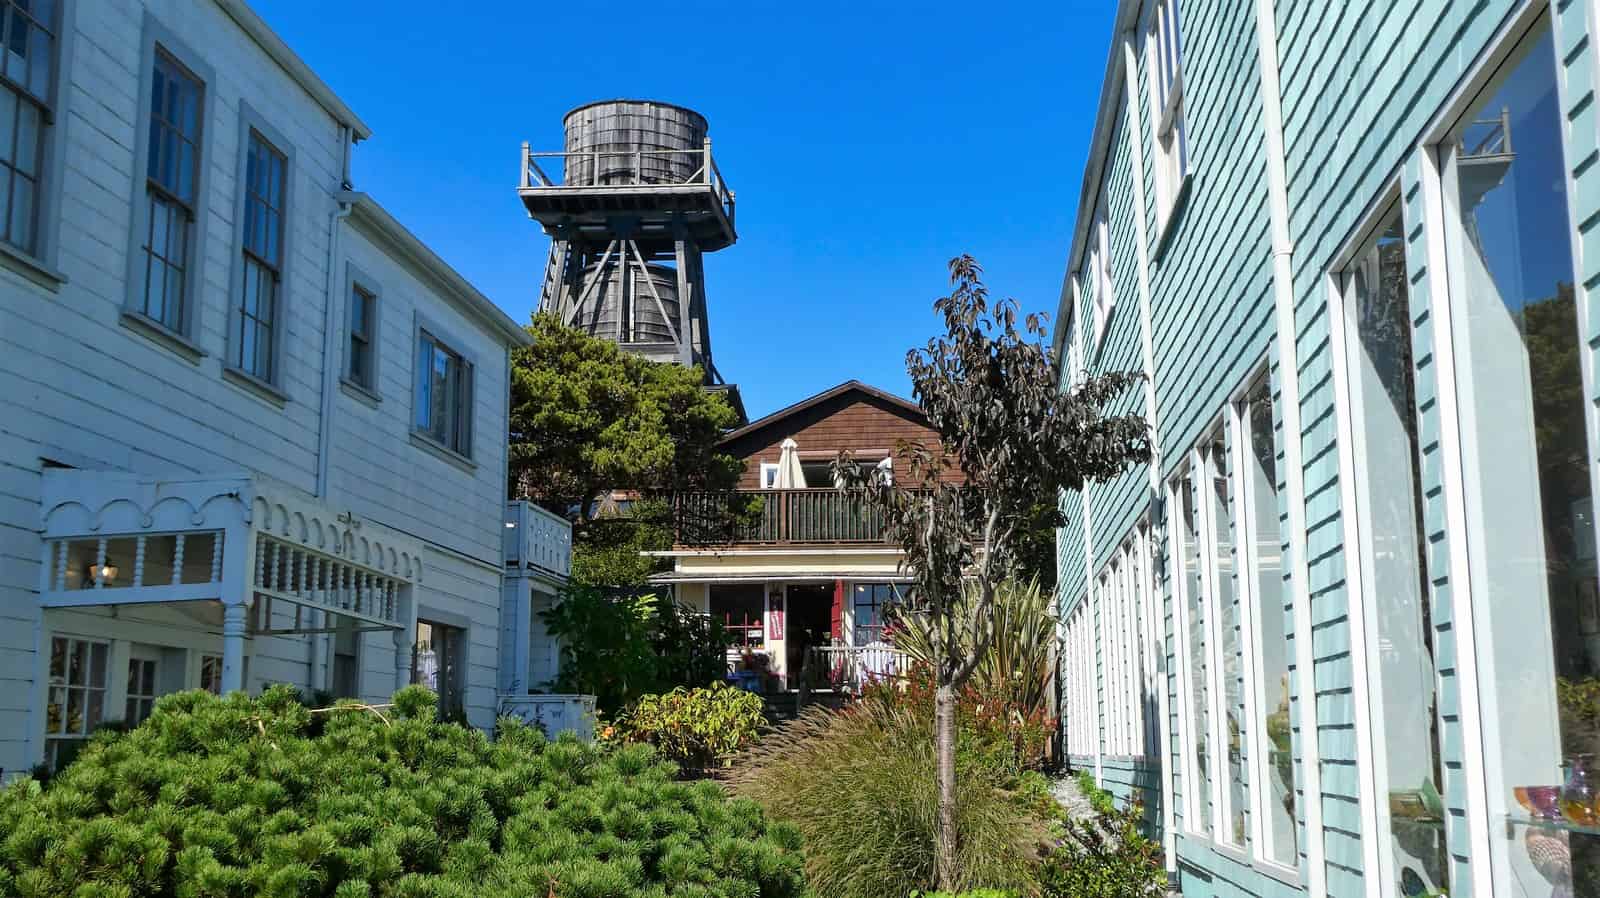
[520,100,738,390]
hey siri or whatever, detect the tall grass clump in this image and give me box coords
[730,703,1046,897]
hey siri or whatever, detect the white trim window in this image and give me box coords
[232,129,287,383]
[1092,206,1116,347]
[1172,466,1213,836]
[1233,371,1298,868]
[347,280,378,391]
[200,653,223,695]
[1147,0,1189,230]
[0,0,56,256]
[759,461,779,489]
[138,49,204,334]
[44,635,109,769]
[125,650,159,725]
[415,329,474,458]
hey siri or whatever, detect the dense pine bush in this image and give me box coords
[0,685,806,898]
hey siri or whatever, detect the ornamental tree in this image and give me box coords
[508,313,748,586]
[836,256,1150,886]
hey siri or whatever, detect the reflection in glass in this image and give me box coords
[1448,18,1592,897]
[1347,207,1447,895]
[1208,439,1248,846]
[1243,377,1298,865]
[1179,474,1211,833]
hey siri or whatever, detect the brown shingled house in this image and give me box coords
[650,380,952,692]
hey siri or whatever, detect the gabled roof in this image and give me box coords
[719,380,925,445]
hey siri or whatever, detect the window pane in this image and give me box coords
[8,171,30,249]
[0,86,16,166]
[1445,18,1600,894]
[4,10,24,85]
[1209,440,1247,846]
[14,97,34,173]
[1347,208,1446,892]
[25,18,47,97]
[1179,474,1211,833]
[1244,379,1297,865]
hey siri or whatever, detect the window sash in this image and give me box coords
[149,50,202,207]
[242,130,284,267]
[140,191,190,331]
[45,636,109,741]
[0,0,57,107]
[348,285,375,387]
[235,255,277,380]
[416,333,473,456]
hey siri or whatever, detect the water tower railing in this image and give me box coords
[519,142,735,223]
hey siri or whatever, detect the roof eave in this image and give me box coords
[1056,0,1143,355]
[214,0,373,141]
[340,192,532,348]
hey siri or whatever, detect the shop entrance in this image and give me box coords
[784,583,834,687]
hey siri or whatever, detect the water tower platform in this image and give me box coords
[517,142,737,252]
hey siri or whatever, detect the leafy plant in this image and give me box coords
[858,667,1055,782]
[614,683,766,773]
[913,891,1017,898]
[1038,804,1165,898]
[0,685,807,898]
[891,578,1058,722]
[540,587,728,714]
[1075,769,1115,815]
[833,256,1149,884]
[730,702,1048,898]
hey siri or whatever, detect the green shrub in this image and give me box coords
[614,683,766,773]
[541,587,729,713]
[1039,804,1165,898]
[912,891,1016,898]
[730,703,1047,898]
[1075,768,1116,815]
[0,685,806,898]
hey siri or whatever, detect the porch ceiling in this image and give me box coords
[648,570,913,584]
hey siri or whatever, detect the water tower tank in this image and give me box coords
[563,100,709,186]
[578,261,682,345]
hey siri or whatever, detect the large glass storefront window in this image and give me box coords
[1240,375,1298,866]
[1443,14,1596,897]
[1177,471,1212,834]
[1342,205,1447,896]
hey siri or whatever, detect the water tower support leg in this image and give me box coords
[675,238,693,367]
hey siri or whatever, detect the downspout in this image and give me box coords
[317,124,355,499]
[1251,2,1327,894]
[311,124,355,692]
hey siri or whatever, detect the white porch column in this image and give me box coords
[393,585,416,694]
[221,600,250,694]
[219,522,257,695]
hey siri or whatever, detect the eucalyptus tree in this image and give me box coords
[837,256,1150,886]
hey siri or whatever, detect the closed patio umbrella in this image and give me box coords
[774,438,807,489]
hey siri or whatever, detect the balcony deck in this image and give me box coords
[677,489,899,546]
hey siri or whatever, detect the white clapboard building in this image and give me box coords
[0,0,568,777]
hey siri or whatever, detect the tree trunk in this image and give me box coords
[934,681,959,887]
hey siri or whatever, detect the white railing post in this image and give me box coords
[520,142,530,189]
[703,138,713,184]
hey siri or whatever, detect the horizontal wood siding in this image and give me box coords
[722,392,955,490]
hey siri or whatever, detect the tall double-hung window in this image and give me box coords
[1147,0,1189,229]
[139,49,203,333]
[415,329,474,458]
[1090,205,1116,347]
[0,0,57,256]
[232,128,287,383]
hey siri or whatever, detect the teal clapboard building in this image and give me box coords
[1055,1,1600,896]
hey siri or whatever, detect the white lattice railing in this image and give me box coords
[251,534,405,631]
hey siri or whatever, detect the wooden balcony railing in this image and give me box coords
[676,489,901,545]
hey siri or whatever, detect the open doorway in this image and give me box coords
[784,583,834,687]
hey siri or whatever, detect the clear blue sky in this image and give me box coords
[252,1,1116,419]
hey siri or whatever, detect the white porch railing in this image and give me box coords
[504,501,572,578]
[799,643,911,695]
